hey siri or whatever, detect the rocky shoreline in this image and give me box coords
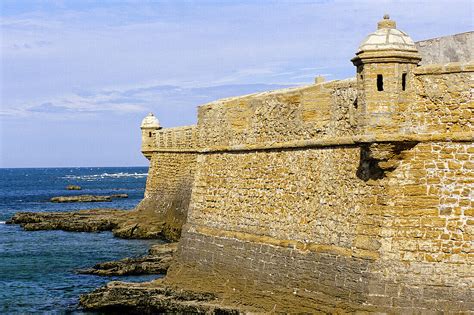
[7,208,171,239]
[50,194,128,203]
[7,209,128,232]
[79,280,240,314]
[76,242,177,276]
[6,209,232,313]
[7,209,247,313]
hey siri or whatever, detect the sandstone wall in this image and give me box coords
[166,63,473,312]
[196,79,357,149]
[171,145,380,312]
[411,63,473,133]
[132,126,197,240]
[367,141,473,312]
[416,32,473,65]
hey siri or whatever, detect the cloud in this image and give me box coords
[10,40,52,50]
[24,93,147,116]
[29,102,72,113]
[15,82,294,122]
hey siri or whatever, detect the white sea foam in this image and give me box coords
[62,172,148,181]
[0,221,6,224]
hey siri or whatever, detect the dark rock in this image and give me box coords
[51,195,112,203]
[49,194,129,203]
[6,209,128,232]
[77,243,177,276]
[66,185,82,190]
[79,280,240,314]
[7,209,168,240]
[110,194,128,199]
[112,221,165,239]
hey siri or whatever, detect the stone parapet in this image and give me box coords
[155,125,197,150]
[416,31,474,65]
[153,131,473,153]
[414,61,474,75]
[196,79,358,149]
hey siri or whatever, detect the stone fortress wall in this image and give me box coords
[417,31,473,65]
[139,19,473,312]
[137,125,198,240]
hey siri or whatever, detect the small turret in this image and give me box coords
[352,15,422,134]
[141,113,161,159]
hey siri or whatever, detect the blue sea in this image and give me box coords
[0,167,161,314]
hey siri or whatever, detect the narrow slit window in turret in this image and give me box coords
[377,75,383,91]
[402,73,407,91]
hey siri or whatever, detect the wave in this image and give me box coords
[0,221,5,224]
[62,172,148,181]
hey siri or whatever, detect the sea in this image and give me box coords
[0,167,162,314]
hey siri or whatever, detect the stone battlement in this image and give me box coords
[155,125,197,151]
[414,61,474,74]
[416,31,474,65]
[145,61,473,153]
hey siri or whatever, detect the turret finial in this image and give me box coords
[377,14,396,29]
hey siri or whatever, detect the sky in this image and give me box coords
[1,0,472,168]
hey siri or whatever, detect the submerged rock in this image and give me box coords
[66,185,82,190]
[77,243,177,276]
[50,194,128,203]
[79,280,240,314]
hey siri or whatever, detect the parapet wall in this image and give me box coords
[164,62,474,312]
[416,31,473,65]
[155,125,197,151]
[197,79,358,149]
[412,63,473,134]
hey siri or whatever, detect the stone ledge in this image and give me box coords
[156,125,196,132]
[155,125,197,151]
[187,224,380,260]
[150,132,473,154]
[414,62,474,75]
[197,78,356,110]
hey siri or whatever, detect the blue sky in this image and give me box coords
[1,0,472,167]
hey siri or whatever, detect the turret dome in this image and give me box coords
[141,113,160,129]
[356,15,417,54]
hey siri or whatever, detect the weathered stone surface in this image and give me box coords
[127,73,473,310]
[133,61,472,312]
[416,31,474,65]
[133,149,196,241]
[77,243,177,276]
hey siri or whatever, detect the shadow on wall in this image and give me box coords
[357,142,418,181]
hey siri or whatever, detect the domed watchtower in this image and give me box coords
[351,15,421,134]
[141,113,161,159]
